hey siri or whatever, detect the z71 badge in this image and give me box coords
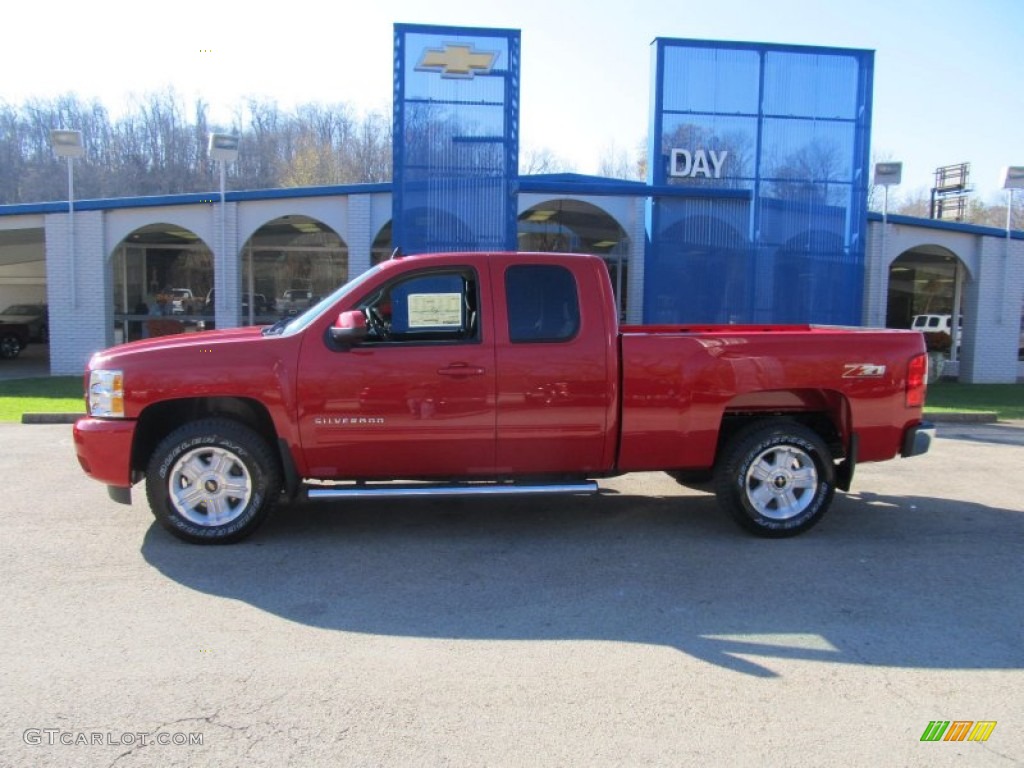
[843,363,887,378]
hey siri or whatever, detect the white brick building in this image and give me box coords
[0,181,1021,382]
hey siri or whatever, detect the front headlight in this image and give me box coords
[88,369,124,417]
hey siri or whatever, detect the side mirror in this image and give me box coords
[330,310,368,344]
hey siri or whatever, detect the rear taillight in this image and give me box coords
[906,353,928,408]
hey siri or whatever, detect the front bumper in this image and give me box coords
[901,421,935,458]
[73,417,137,489]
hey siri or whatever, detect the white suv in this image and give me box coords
[911,314,953,335]
[279,288,316,316]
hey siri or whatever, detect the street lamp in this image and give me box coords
[873,162,902,222]
[208,133,240,326]
[51,129,84,307]
[873,162,902,328]
[1000,166,1024,236]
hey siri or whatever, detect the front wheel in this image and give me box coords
[714,421,835,537]
[146,418,281,544]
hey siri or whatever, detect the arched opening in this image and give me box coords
[371,221,393,266]
[888,246,968,362]
[0,226,49,369]
[517,199,630,319]
[111,223,213,342]
[240,215,348,324]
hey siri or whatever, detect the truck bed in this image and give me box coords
[616,324,925,471]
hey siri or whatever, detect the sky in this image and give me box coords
[2,0,1022,202]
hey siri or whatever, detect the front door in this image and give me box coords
[297,265,496,479]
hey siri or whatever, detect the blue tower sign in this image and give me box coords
[646,39,874,325]
[393,23,521,254]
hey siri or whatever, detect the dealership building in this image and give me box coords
[1,26,1021,381]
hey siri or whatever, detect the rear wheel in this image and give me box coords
[714,421,835,537]
[146,418,281,544]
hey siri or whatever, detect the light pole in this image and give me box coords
[1000,167,1023,328]
[1001,166,1024,235]
[208,133,240,326]
[51,129,84,308]
[873,162,902,327]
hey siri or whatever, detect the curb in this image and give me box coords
[21,413,85,425]
[924,411,999,424]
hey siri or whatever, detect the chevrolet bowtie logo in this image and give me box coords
[417,44,498,79]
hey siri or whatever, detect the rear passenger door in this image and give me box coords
[491,258,616,474]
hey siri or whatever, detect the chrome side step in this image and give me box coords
[306,480,599,500]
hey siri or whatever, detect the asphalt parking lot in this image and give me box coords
[1,421,1021,767]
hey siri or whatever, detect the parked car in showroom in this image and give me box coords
[0,303,48,342]
[278,288,317,316]
[198,291,272,329]
[242,293,271,316]
[169,289,197,315]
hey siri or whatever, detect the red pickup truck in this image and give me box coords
[74,252,933,544]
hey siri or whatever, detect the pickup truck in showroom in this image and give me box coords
[74,252,933,544]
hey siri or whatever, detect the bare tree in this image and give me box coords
[520,146,575,175]
[767,139,844,203]
[893,188,932,218]
[596,140,646,180]
[0,92,395,202]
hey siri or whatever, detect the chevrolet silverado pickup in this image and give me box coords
[74,252,933,543]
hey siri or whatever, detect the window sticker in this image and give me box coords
[407,293,463,328]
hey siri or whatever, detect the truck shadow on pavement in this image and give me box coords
[141,489,1024,678]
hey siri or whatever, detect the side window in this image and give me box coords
[506,265,580,343]
[358,270,478,344]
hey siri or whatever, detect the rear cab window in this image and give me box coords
[505,264,580,343]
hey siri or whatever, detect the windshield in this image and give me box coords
[2,305,39,315]
[268,264,387,337]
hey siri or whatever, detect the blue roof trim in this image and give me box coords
[0,201,69,215]
[519,173,648,197]
[868,210,1023,239]
[1,176,757,216]
[229,183,391,202]
[0,182,393,217]
[518,173,751,200]
[522,172,647,188]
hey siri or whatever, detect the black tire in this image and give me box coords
[146,418,281,544]
[0,334,22,359]
[714,421,835,537]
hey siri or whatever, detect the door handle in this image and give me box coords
[437,364,486,377]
